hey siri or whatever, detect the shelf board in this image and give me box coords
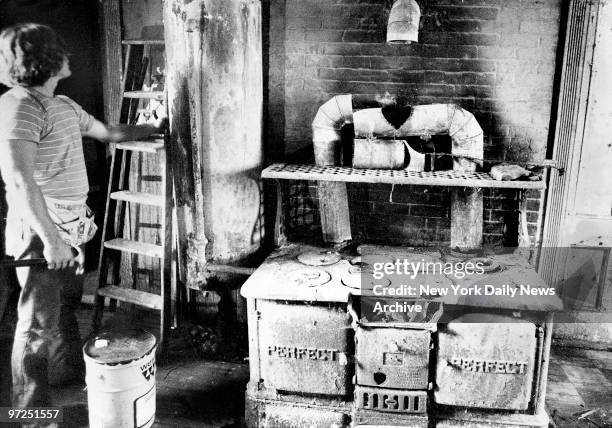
[115,140,164,153]
[121,39,164,45]
[110,191,163,207]
[262,163,546,190]
[104,238,163,258]
[123,90,165,100]
[97,285,162,310]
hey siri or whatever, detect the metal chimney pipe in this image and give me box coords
[387,0,420,44]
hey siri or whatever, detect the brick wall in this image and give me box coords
[266,0,562,246]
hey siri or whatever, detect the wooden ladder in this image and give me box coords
[92,39,173,353]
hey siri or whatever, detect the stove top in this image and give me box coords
[240,243,563,312]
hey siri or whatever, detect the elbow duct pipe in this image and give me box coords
[312,94,354,139]
[312,96,484,171]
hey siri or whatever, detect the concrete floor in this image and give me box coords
[44,339,612,428]
[50,358,249,428]
[1,276,610,427]
[56,306,612,427]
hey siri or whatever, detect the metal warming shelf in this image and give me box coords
[262,163,547,189]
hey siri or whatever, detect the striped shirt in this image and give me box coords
[0,86,94,201]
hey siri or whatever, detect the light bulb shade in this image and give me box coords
[387,0,420,44]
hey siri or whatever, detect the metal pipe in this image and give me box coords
[205,263,257,276]
[312,98,484,172]
[0,258,47,268]
[536,313,554,414]
[312,94,353,166]
[530,324,545,413]
[353,104,484,171]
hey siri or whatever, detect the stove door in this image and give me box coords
[356,327,430,390]
[434,317,536,410]
[257,300,353,396]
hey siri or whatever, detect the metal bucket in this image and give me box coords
[83,329,157,428]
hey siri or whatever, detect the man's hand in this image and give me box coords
[43,238,77,270]
[85,110,168,144]
[152,115,168,133]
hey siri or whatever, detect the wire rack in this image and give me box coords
[262,163,546,190]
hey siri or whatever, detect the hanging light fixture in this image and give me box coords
[387,0,421,44]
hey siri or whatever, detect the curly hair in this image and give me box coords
[0,23,68,87]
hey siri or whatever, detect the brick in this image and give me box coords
[477,46,517,60]
[484,222,505,235]
[483,234,505,245]
[488,209,511,223]
[420,32,500,46]
[320,15,384,31]
[342,29,385,43]
[526,199,540,211]
[517,47,556,62]
[369,55,424,69]
[372,202,412,216]
[436,0,502,6]
[391,190,448,206]
[287,16,322,30]
[428,217,452,229]
[498,34,540,47]
[427,58,497,73]
[428,5,500,21]
[527,225,538,236]
[286,42,323,55]
[410,204,449,218]
[305,55,371,69]
[437,230,452,242]
[519,0,555,9]
[303,29,345,42]
[421,18,485,33]
[420,44,478,59]
[454,84,496,98]
[519,20,551,34]
[321,42,393,56]
[286,53,306,69]
[526,211,539,223]
[524,189,541,198]
[424,71,495,86]
[496,59,539,73]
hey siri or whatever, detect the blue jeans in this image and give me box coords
[5,220,84,410]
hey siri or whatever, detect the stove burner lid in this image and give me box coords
[297,250,341,266]
[341,262,391,289]
[286,267,331,287]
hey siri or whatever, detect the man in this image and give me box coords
[0,23,165,413]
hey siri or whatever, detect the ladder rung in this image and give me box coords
[122,39,165,46]
[124,91,165,100]
[104,238,163,258]
[115,140,164,153]
[111,191,164,207]
[97,286,162,310]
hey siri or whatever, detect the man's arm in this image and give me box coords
[83,117,166,143]
[0,140,76,270]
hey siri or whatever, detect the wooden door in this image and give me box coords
[540,0,612,312]
[562,1,612,248]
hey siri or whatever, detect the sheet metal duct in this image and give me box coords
[354,104,484,171]
[387,0,421,44]
[312,95,483,171]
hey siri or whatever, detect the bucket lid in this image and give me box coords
[84,329,156,364]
